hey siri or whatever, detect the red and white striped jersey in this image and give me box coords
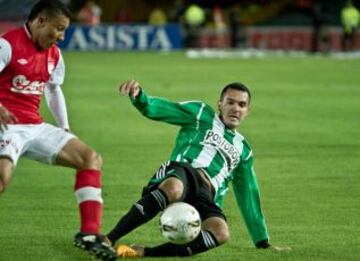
[0,25,64,124]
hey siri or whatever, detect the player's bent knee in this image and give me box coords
[159,178,184,203]
[93,153,103,168]
[166,187,183,203]
[208,225,230,245]
[80,150,103,170]
[216,229,230,245]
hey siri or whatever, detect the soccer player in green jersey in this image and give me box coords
[108,80,288,257]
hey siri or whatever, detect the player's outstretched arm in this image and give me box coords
[118,79,202,126]
[119,80,141,99]
[0,104,18,132]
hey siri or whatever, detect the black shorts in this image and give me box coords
[142,161,226,221]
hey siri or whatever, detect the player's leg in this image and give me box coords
[107,161,189,245]
[142,216,229,257]
[56,137,102,169]
[117,166,228,257]
[24,124,115,260]
[56,138,104,235]
[0,126,26,195]
[54,138,104,236]
[0,157,14,195]
[142,185,229,257]
[56,138,116,259]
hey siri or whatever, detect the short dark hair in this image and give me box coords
[28,0,71,21]
[220,82,251,104]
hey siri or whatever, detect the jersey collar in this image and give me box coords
[216,114,236,135]
[23,23,32,39]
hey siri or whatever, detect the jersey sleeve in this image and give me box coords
[44,84,69,129]
[48,49,65,86]
[131,89,205,126]
[0,38,11,72]
[232,153,269,246]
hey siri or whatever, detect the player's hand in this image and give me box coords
[119,80,141,99]
[0,105,18,132]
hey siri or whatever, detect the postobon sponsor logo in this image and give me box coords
[11,75,46,95]
[203,130,241,169]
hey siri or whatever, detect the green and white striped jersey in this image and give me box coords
[132,90,269,245]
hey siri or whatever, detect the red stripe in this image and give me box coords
[74,169,102,190]
[79,201,102,234]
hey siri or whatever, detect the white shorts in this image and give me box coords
[0,123,76,166]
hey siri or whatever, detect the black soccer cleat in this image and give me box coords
[74,232,117,260]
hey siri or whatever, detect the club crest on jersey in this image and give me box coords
[202,130,241,170]
[11,75,45,95]
[17,58,28,65]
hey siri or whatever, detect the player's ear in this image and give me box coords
[217,100,222,112]
[37,15,47,26]
[243,104,251,118]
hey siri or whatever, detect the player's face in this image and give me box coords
[35,15,69,49]
[218,89,250,130]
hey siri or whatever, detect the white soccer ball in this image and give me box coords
[160,202,201,244]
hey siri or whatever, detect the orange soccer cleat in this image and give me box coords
[116,244,144,258]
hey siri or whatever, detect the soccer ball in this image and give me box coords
[160,202,201,244]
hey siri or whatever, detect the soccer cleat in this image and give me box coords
[116,245,142,258]
[74,232,96,250]
[74,232,117,260]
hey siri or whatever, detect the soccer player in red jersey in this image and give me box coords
[0,1,115,260]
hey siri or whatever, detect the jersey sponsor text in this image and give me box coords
[11,75,46,95]
[202,130,241,171]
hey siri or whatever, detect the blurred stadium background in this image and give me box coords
[0,1,360,261]
[1,0,359,52]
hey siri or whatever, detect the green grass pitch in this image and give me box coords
[0,51,359,260]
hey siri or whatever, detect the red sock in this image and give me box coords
[74,169,103,234]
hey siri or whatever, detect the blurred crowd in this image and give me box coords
[0,0,359,51]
